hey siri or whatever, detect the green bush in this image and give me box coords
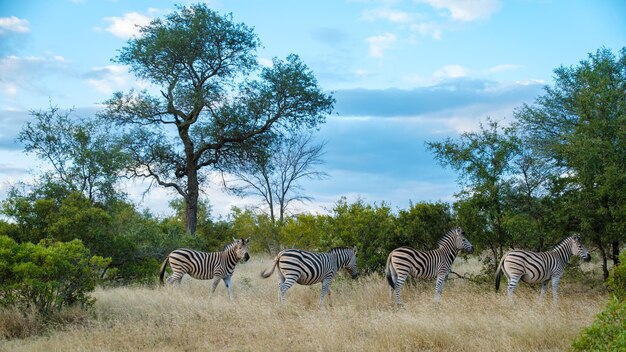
[607,252,626,301]
[570,252,626,351]
[570,297,626,351]
[0,236,110,315]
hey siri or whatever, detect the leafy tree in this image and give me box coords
[427,119,520,266]
[223,131,328,223]
[395,201,454,250]
[326,198,396,273]
[516,47,626,278]
[100,4,334,234]
[18,105,127,205]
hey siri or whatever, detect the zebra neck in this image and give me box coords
[332,253,344,270]
[223,250,239,270]
[550,246,572,264]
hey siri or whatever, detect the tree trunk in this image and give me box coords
[597,242,609,280]
[612,240,620,266]
[185,166,199,234]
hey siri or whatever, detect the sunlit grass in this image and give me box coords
[1,255,605,351]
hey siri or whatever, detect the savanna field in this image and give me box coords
[0,255,607,352]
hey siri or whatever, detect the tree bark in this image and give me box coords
[185,167,199,234]
[612,240,620,266]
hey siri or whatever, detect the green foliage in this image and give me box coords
[607,252,626,301]
[571,249,626,351]
[516,47,626,279]
[17,105,127,204]
[0,236,110,315]
[229,198,456,274]
[326,198,396,273]
[570,298,626,351]
[101,3,333,234]
[428,119,520,265]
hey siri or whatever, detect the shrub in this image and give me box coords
[570,252,626,351]
[607,252,626,301]
[0,236,110,315]
[570,297,626,351]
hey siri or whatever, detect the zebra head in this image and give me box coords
[330,247,358,279]
[231,237,251,262]
[571,235,591,262]
[451,227,474,254]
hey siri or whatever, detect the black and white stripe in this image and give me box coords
[159,238,250,299]
[260,247,358,306]
[385,227,474,305]
[495,235,591,303]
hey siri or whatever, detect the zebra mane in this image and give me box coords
[552,235,577,250]
[437,228,461,248]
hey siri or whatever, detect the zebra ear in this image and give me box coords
[353,246,358,254]
[245,238,251,243]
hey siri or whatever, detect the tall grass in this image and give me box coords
[1,256,604,351]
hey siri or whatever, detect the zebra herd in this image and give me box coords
[159,228,591,306]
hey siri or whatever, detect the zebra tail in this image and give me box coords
[260,256,278,279]
[495,255,505,292]
[385,253,395,289]
[159,255,169,285]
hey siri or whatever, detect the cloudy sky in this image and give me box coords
[0,0,624,217]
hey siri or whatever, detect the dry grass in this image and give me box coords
[1,256,605,352]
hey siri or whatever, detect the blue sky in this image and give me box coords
[0,0,624,217]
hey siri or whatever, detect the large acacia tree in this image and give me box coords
[100,4,334,233]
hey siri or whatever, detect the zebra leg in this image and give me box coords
[394,273,408,306]
[279,275,298,304]
[223,275,233,300]
[507,275,521,303]
[539,281,548,301]
[166,272,184,286]
[319,277,333,308]
[551,276,561,304]
[211,276,221,294]
[434,274,447,303]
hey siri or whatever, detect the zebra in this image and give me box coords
[385,227,474,306]
[260,247,358,307]
[495,235,591,303]
[159,238,250,300]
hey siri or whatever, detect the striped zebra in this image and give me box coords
[385,227,474,306]
[495,235,591,303]
[260,247,358,306]
[159,238,250,300]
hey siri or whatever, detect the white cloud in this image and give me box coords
[410,21,442,40]
[433,65,468,79]
[0,54,71,97]
[485,64,519,74]
[516,78,545,86]
[416,0,501,22]
[85,65,137,94]
[98,12,152,39]
[366,32,397,58]
[0,16,30,34]
[361,8,416,23]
